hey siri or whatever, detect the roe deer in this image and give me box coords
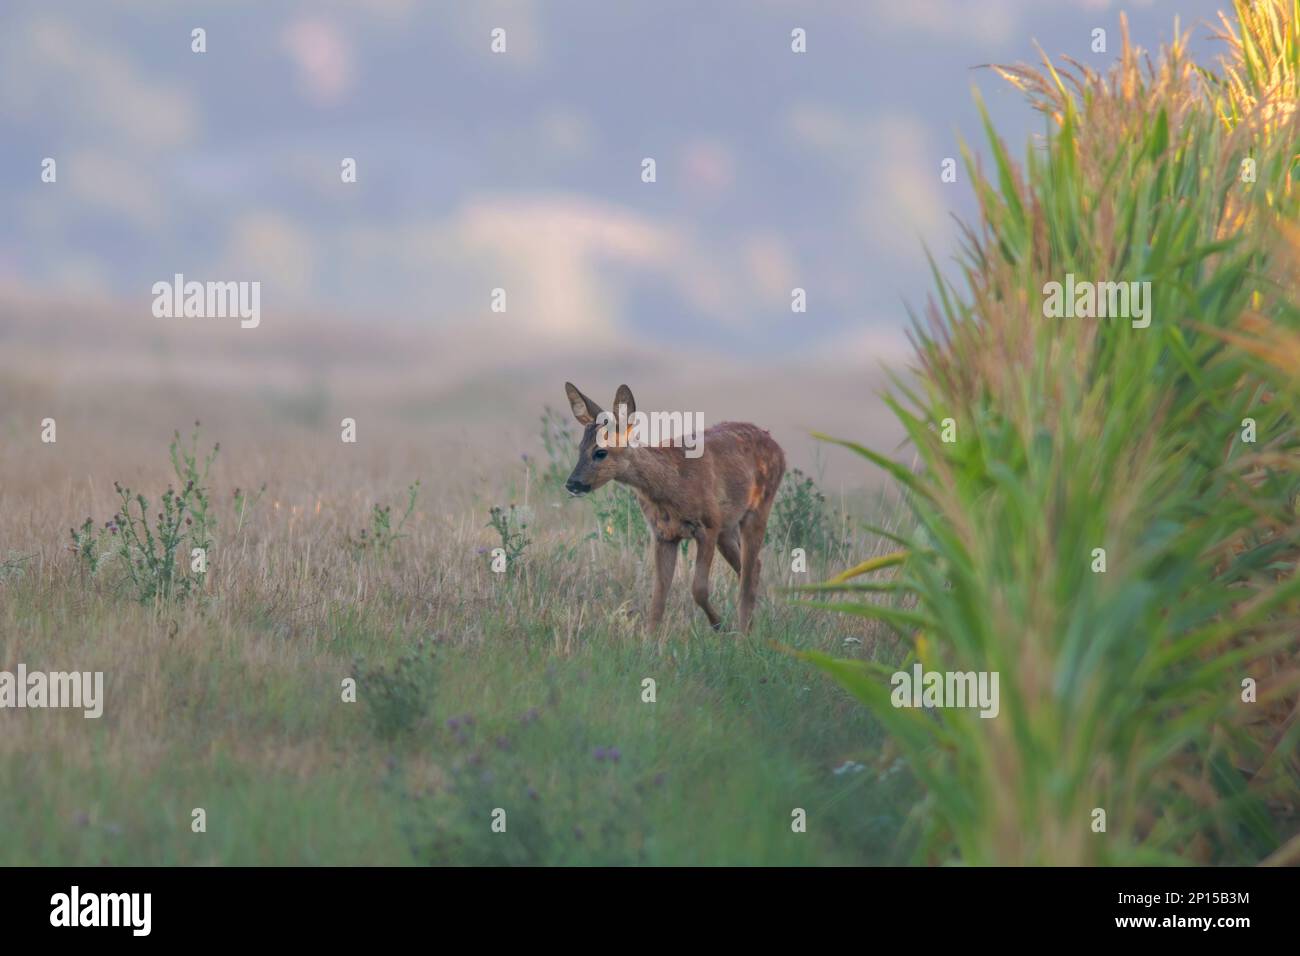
[562,382,785,633]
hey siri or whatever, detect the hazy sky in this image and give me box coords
[1,0,1231,363]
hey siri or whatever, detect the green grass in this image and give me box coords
[0,573,915,865]
[0,409,915,865]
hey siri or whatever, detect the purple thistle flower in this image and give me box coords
[593,746,607,761]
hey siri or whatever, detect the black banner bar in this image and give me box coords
[2,865,1285,943]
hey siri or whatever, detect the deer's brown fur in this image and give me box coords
[563,383,785,633]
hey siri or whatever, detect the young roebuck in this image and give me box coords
[562,383,785,633]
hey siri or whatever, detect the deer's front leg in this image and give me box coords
[691,531,723,631]
[649,538,679,630]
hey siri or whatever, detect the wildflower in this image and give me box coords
[609,746,621,763]
[593,746,607,761]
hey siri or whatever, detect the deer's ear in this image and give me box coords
[612,384,636,418]
[565,382,603,426]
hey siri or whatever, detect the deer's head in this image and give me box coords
[562,382,637,496]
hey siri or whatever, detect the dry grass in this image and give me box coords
[0,341,916,864]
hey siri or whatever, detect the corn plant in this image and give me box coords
[798,6,1300,865]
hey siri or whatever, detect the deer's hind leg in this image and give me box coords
[718,525,742,577]
[737,510,769,633]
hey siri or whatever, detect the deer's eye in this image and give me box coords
[593,448,608,460]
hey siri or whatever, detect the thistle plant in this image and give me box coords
[69,517,112,580]
[93,423,219,605]
[770,468,849,563]
[487,505,530,570]
[349,480,420,557]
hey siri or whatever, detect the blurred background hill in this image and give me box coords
[0,0,1229,486]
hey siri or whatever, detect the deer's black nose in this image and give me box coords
[566,479,590,495]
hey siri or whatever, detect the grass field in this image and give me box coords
[0,404,918,865]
